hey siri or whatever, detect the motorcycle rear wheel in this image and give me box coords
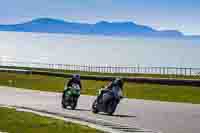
[92,99,99,113]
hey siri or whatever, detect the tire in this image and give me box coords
[92,99,99,114]
[62,95,71,109]
[71,102,77,110]
[107,101,118,115]
[62,98,67,109]
[71,97,78,110]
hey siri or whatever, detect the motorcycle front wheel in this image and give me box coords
[61,98,67,109]
[71,97,78,110]
[107,100,118,115]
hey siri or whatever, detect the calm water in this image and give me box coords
[0,31,200,67]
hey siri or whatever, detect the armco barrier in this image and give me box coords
[1,60,200,76]
[1,68,200,87]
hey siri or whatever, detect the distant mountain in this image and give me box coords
[0,18,198,38]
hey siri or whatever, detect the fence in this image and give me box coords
[1,60,200,76]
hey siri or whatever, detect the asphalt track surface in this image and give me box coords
[0,86,200,133]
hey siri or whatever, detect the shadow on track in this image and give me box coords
[75,108,91,112]
[98,113,136,118]
[67,108,136,118]
[113,114,136,118]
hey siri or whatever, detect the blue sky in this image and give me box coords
[1,0,200,35]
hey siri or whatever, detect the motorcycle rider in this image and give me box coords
[99,78,124,102]
[108,78,124,99]
[62,74,82,99]
[67,74,82,89]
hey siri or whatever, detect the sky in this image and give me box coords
[1,0,200,35]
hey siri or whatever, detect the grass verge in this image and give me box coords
[0,107,103,133]
[0,72,200,104]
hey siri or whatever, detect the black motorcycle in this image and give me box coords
[92,88,120,115]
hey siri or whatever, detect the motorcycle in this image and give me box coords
[62,84,80,110]
[92,88,121,115]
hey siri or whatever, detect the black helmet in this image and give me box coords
[113,78,123,88]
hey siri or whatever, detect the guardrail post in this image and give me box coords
[184,68,187,76]
[89,64,91,72]
[159,67,162,74]
[137,65,140,73]
[97,65,99,73]
[180,68,183,76]
[166,67,169,75]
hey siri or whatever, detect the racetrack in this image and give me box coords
[0,86,200,133]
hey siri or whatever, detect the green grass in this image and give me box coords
[1,65,200,80]
[0,107,103,133]
[1,72,200,104]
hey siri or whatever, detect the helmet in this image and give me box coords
[72,74,80,81]
[113,78,123,88]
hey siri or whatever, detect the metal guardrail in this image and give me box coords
[1,60,200,76]
[1,67,200,87]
